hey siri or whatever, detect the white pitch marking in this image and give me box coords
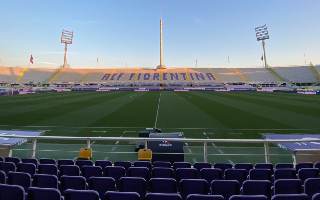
[154,92,162,128]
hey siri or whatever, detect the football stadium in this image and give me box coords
[1,1,320,200]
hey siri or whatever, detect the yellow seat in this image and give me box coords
[78,148,92,160]
[138,148,152,161]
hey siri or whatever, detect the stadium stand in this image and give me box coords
[273,66,318,83]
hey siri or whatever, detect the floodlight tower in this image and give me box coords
[157,18,166,69]
[61,29,74,68]
[255,24,270,68]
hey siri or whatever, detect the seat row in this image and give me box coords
[2,183,320,200]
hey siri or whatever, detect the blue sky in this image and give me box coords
[0,0,319,68]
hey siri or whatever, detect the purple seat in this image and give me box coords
[186,194,224,200]
[153,161,172,168]
[229,195,267,200]
[275,163,294,169]
[296,163,314,171]
[28,187,61,200]
[38,164,58,176]
[119,177,147,197]
[133,161,152,169]
[59,165,80,176]
[173,162,191,169]
[146,193,182,200]
[304,178,320,197]
[21,158,38,167]
[152,167,174,178]
[176,168,199,181]
[194,163,212,171]
[255,163,274,171]
[0,157,3,162]
[7,171,31,190]
[39,158,56,165]
[17,163,36,176]
[57,159,74,167]
[272,194,309,200]
[0,170,5,184]
[81,166,103,179]
[127,167,150,180]
[313,193,320,200]
[298,168,319,181]
[180,179,209,199]
[60,175,86,191]
[105,191,140,200]
[88,177,116,199]
[234,163,253,171]
[314,162,320,170]
[211,180,240,200]
[242,180,271,197]
[95,160,112,168]
[114,161,132,170]
[64,189,99,200]
[75,160,93,168]
[0,162,16,173]
[200,168,223,183]
[0,184,25,200]
[249,169,272,180]
[5,157,21,165]
[149,178,177,193]
[225,169,248,183]
[32,174,59,189]
[274,179,303,194]
[104,166,126,182]
[274,168,297,179]
[214,163,233,172]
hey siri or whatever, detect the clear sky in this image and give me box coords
[0,0,319,68]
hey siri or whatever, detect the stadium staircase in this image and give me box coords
[266,67,287,82]
[47,68,62,83]
[16,68,29,83]
[308,63,320,82]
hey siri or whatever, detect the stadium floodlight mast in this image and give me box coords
[255,24,270,68]
[61,29,74,68]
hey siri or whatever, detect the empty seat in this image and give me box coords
[314,162,320,170]
[17,163,36,176]
[127,167,150,180]
[0,162,16,173]
[64,189,99,200]
[153,161,172,168]
[255,163,274,171]
[119,177,147,197]
[242,180,271,197]
[0,170,5,184]
[313,193,320,200]
[38,164,58,176]
[186,194,224,200]
[81,166,103,179]
[0,184,25,200]
[296,163,314,171]
[133,161,152,169]
[211,180,240,200]
[274,179,303,194]
[149,178,177,193]
[274,168,297,179]
[234,163,253,171]
[59,165,80,176]
[32,174,58,189]
[275,163,294,169]
[75,160,93,168]
[146,193,182,200]
[304,178,320,197]
[229,195,267,200]
[272,194,309,200]
[104,166,126,182]
[114,161,132,170]
[0,157,3,162]
[88,177,116,199]
[7,172,31,190]
[249,169,272,180]
[176,168,199,181]
[57,159,74,166]
[60,175,86,191]
[225,169,248,183]
[95,160,112,168]
[180,179,209,199]
[152,167,174,178]
[28,187,61,200]
[5,157,20,165]
[21,158,38,167]
[194,163,212,171]
[173,162,191,169]
[214,163,233,172]
[200,168,223,183]
[39,158,56,165]
[105,191,140,200]
[298,168,319,181]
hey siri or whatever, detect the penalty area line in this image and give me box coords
[154,92,162,129]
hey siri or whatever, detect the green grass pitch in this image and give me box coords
[1,91,320,163]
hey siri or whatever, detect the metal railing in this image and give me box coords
[1,134,320,163]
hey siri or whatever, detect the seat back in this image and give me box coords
[39,158,56,165]
[95,160,112,168]
[296,163,313,171]
[0,170,5,184]
[304,178,320,197]
[274,169,297,180]
[59,165,80,176]
[5,157,21,165]
[0,184,25,200]
[194,163,212,171]
[313,193,320,200]
[75,160,93,168]
[127,167,150,180]
[88,177,116,199]
[176,168,199,181]
[229,195,267,200]
[173,162,191,169]
[0,162,16,173]
[180,179,209,199]
[275,163,294,169]
[298,168,319,181]
[105,191,140,200]
[119,177,147,197]
[234,163,254,171]
[272,194,309,200]
[32,174,59,189]
[81,166,103,179]
[60,175,86,191]
[103,166,126,182]
[7,172,31,190]
[153,161,172,168]
[28,187,61,200]
[149,178,177,193]
[21,158,38,167]
[186,194,224,200]
[200,168,223,183]
[242,180,271,197]
[213,163,233,172]
[152,167,174,178]
[114,161,132,170]
[57,159,74,167]
[255,163,274,171]
[38,164,58,176]
[225,169,248,183]
[17,163,36,176]
[249,169,272,180]
[274,179,303,194]
[64,189,99,200]
[211,180,240,200]
[133,161,152,169]
[146,193,182,200]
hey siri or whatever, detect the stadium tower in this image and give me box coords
[157,18,166,69]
